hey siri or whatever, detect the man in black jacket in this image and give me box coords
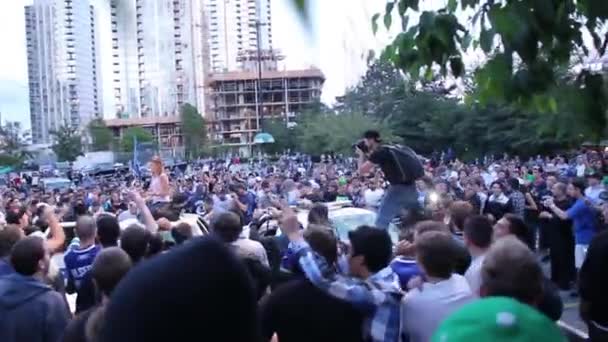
[0,236,70,342]
[539,182,576,290]
[579,230,608,341]
[259,226,364,342]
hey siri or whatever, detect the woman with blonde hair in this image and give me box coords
[148,156,170,210]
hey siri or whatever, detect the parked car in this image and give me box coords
[40,177,72,192]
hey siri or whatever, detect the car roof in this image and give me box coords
[296,206,374,227]
[42,177,71,182]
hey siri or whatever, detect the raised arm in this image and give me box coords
[283,213,379,312]
[357,151,374,176]
[546,198,569,221]
[45,210,66,254]
[129,190,158,234]
[231,193,248,212]
[295,243,379,313]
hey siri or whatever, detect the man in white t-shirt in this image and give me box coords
[118,201,139,222]
[363,181,384,210]
[463,215,494,295]
[585,173,604,206]
[576,156,587,177]
[402,231,473,342]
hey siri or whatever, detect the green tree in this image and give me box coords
[295,112,397,155]
[88,118,113,151]
[180,103,208,159]
[51,125,83,162]
[335,59,588,159]
[293,0,608,139]
[0,121,31,166]
[383,0,608,138]
[335,60,408,119]
[120,126,154,152]
[262,119,296,154]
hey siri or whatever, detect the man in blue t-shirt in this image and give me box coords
[232,183,257,225]
[546,178,598,269]
[64,216,101,313]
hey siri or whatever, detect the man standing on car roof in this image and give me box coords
[356,130,421,230]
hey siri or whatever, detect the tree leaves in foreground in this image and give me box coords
[291,0,608,138]
[180,104,209,160]
[51,125,83,162]
[375,0,608,138]
[120,127,154,153]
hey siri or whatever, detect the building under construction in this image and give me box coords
[208,50,325,155]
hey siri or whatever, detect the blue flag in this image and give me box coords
[132,135,141,178]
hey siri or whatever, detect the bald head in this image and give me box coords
[92,247,132,297]
[481,236,542,305]
[211,212,242,243]
[76,215,97,241]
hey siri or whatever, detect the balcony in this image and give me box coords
[217,129,256,134]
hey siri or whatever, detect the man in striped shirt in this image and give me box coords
[288,221,403,342]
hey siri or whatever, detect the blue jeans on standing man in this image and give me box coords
[375,183,419,230]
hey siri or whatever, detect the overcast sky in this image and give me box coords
[0,0,402,130]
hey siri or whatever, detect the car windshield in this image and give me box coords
[331,213,399,243]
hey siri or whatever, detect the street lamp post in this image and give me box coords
[251,20,267,157]
[255,20,266,132]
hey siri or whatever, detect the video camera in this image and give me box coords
[352,139,369,153]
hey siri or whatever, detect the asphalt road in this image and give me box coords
[561,292,586,331]
[540,257,588,339]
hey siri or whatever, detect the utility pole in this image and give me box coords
[255,20,267,133]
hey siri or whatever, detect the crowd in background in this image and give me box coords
[0,148,607,341]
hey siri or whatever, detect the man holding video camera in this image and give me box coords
[356,130,422,230]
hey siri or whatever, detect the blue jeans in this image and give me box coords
[375,184,419,230]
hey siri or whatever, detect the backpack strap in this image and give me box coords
[385,145,408,184]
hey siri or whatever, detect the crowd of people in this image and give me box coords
[0,137,607,341]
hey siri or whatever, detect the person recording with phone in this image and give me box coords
[355,130,422,230]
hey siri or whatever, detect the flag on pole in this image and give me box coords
[133,135,141,178]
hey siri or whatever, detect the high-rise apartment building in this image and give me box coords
[204,0,273,72]
[25,0,102,144]
[208,68,324,156]
[109,0,204,118]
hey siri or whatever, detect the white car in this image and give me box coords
[254,201,399,243]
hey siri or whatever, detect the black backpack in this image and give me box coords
[384,144,425,184]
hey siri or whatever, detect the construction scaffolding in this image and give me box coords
[208,68,325,156]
